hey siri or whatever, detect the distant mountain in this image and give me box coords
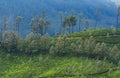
[0,0,118,37]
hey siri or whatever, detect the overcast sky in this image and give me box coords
[111,0,120,5]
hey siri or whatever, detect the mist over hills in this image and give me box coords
[0,0,118,37]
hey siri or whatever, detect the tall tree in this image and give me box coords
[39,18,44,35]
[3,17,8,32]
[71,10,75,16]
[63,16,71,34]
[78,13,83,32]
[0,29,2,42]
[59,12,64,34]
[30,18,38,33]
[39,11,51,35]
[85,19,90,30]
[62,16,76,34]
[61,21,65,34]
[44,20,50,34]
[70,16,77,33]
[14,16,22,34]
[95,8,100,29]
[0,23,3,42]
[30,11,51,35]
[41,11,46,19]
[116,6,120,28]
[70,10,77,33]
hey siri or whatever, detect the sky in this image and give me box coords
[111,0,120,5]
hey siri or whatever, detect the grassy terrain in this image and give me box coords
[68,28,120,47]
[0,50,120,78]
[1,28,120,78]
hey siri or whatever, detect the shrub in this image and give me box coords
[25,32,41,41]
[38,34,51,54]
[71,40,83,56]
[109,45,120,63]
[25,40,39,54]
[3,31,19,52]
[94,42,108,58]
[83,36,96,54]
[25,33,51,54]
[49,35,68,56]
[17,40,27,52]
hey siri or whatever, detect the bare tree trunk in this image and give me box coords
[0,28,3,42]
[95,20,97,29]
[68,27,70,34]
[44,26,47,34]
[63,28,65,34]
[60,15,63,34]
[18,25,20,35]
[79,23,81,32]
[60,27,62,34]
[116,13,119,28]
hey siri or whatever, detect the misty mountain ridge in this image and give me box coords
[0,0,118,37]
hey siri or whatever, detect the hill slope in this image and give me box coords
[0,28,120,78]
[69,28,120,46]
[0,50,119,78]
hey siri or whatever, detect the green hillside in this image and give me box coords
[0,28,120,78]
[0,50,120,78]
[68,28,120,45]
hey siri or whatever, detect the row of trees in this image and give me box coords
[0,11,51,40]
[30,11,51,35]
[58,6,120,35]
[59,11,90,34]
[0,16,22,44]
[0,26,120,64]
[50,36,120,64]
[0,6,120,37]
[0,7,120,65]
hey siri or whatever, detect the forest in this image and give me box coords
[0,0,120,78]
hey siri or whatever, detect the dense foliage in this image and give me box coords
[1,51,119,78]
[0,28,120,77]
[0,3,120,77]
[0,28,120,64]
